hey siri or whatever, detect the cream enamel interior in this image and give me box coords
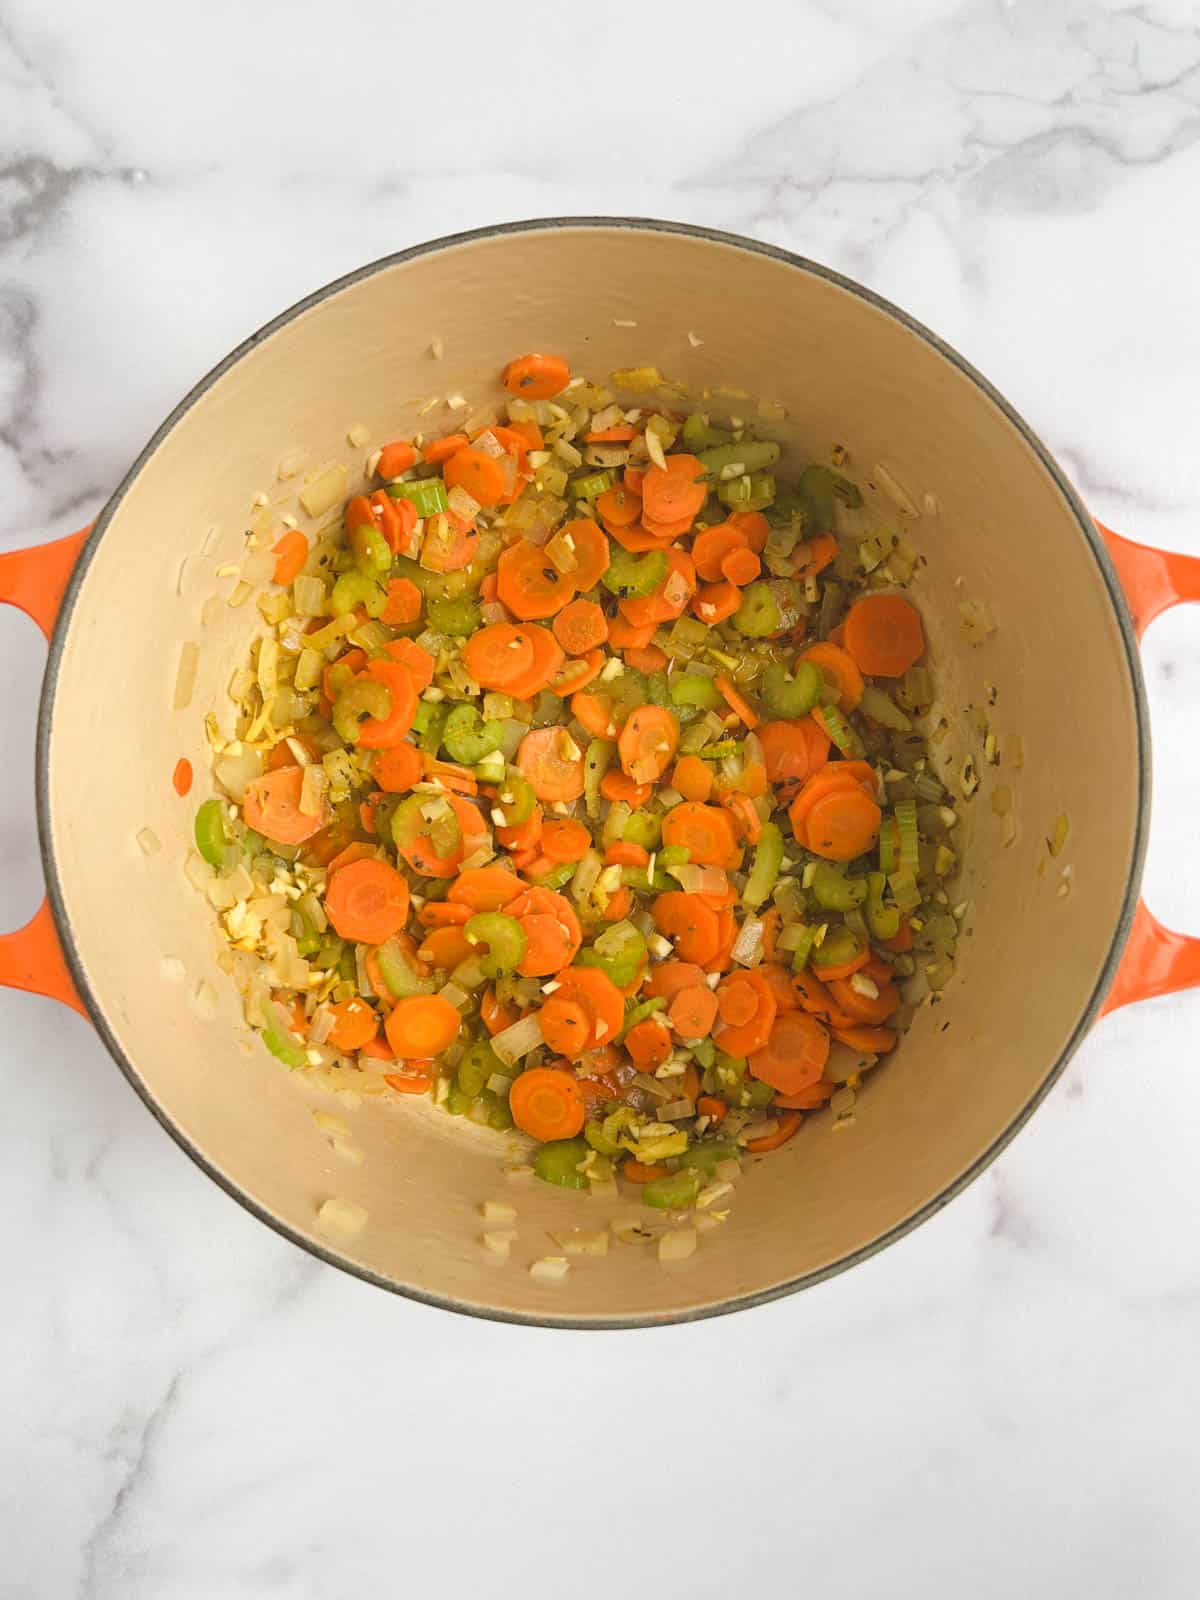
[42,224,1142,1324]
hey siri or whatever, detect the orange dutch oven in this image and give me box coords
[3,220,1198,1328]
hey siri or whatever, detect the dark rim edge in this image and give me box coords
[34,216,1151,1331]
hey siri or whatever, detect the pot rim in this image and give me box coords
[35,217,1150,1330]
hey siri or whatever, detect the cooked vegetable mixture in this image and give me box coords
[190,351,961,1216]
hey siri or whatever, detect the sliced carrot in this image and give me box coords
[447,864,521,912]
[502,418,544,453]
[419,513,479,573]
[668,984,719,1040]
[540,994,593,1060]
[417,900,472,928]
[787,763,876,842]
[721,790,762,844]
[496,807,543,854]
[795,532,838,579]
[596,484,642,528]
[691,581,741,624]
[327,997,379,1053]
[803,786,881,862]
[652,891,721,965]
[617,705,679,786]
[381,637,436,690]
[661,802,742,870]
[618,549,696,628]
[374,742,423,793]
[324,857,410,944]
[172,757,193,797]
[383,994,461,1058]
[541,818,591,864]
[502,353,570,401]
[444,445,507,508]
[812,946,870,983]
[243,766,327,845]
[463,622,536,690]
[792,967,835,1015]
[517,726,585,804]
[721,546,761,586]
[510,1065,585,1141]
[422,432,469,466]
[691,522,747,581]
[506,885,583,977]
[398,792,486,877]
[672,755,714,803]
[360,1029,395,1056]
[585,424,637,442]
[625,1017,672,1067]
[552,598,607,656]
[640,509,699,541]
[572,690,619,740]
[759,963,797,1014]
[548,648,604,697]
[758,719,830,787]
[623,1159,669,1184]
[418,925,474,971]
[272,529,308,585]
[623,643,667,674]
[504,624,565,701]
[562,518,611,589]
[882,918,914,953]
[641,454,707,525]
[481,987,519,1036]
[714,673,759,730]
[831,1025,899,1053]
[376,439,417,479]
[645,961,707,1000]
[353,659,418,749]
[423,756,478,795]
[322,647,367,705]
[748,1011,830,1094]
[713,970,777,1056]
[384,1065,434,1094]
[743,1110,802,1153]
[606,520,674,554]
[727,511,771,552]
[325,840,377,879]
[554,965,625,1047]
[799,641,865,712]
[697,1095,727,1122]
[843,593,925,678]
[369,490,414,556]
[496,539,578,620]
[381,576,423,626]
[605,613,658,649]
[599,885,634,922]
[827,975,900,1026]
[604,840,649,868]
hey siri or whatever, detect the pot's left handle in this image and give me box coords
[0,528,92,1017]
[1099,522,1200,1015]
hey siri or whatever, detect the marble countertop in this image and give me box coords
[4,1,1200,1595]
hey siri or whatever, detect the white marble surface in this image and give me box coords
[4,0,1200,1594]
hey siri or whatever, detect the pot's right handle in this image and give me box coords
[1098,522,1200,1015]
[0,528,92,1017]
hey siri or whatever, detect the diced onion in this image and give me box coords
[173,641,199,711]
[316,1196,368,1236]
[731,917,764,967]
[292,575,327,617]
[491,1012,545,1066]
[137,827,162,856]
[658,1229,697,1263]
[872,463,919,516]
[529,1256,570,1283]
[300,463,349,518]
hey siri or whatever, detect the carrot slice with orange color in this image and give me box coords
[605,614,657,649]
[827,975,900,1026]
[571,690,619,740]
[561,518,611,589]
[383,637,435,693]
[758,720,830,787]
[516,726,585,803]
[419,514,479,574]
[381,577,422,626]
[692,522,747,581]
[505,625,565,701]
[799,641,865,712]
[502,353,570,401]
[398,792,486,877]
[645,961,708,1000]
[422,432,469,466]
[743,1110,802,1153]
[417,925,474,970]
[596,484,641,528]
[540,994,594,1060]
[843,593,926,677]
[618,549,696,628]
[373,743,423,793]
[691,581,741,624]
[617,705,679,786]
[721,546,761,586]
[641,453,707,524]
[552,598,607,656]
[505,885,583,977]
[794,532,838,578]
[510,1066,586,1141]
[672,755,714,803]
[383,994,461,1058]
[272,529,308,585]
[625,1017,672,1067]
[496,540,578,620]
[324,857,410,944]
[727,510,771,552]
[326,998,379,1052]
[748,1011,830,1094]
[376,439,416,478]
[447,864,522,912]
[463,622,536,690]
[548,648,604,697]
[713,970,777,1056]
[353,659,418,749]
[714,674,759,729]
[623,1159,669,1183]
[832,1025,898,1053]
[803,785,881,862]
[541,818,591,863]
[243,766,328,845]
[661,802,742,870]
[417,900,472,928]
[623,643,667,674]
[668,984,719,1040]
[553,965,625,1047]
[444,445,508,508]
[652,892,721,965]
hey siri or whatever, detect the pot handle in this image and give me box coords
[0,528,92,1016]
[1097,521,1200,1014]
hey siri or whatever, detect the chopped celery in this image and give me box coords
[413,700,449,755]
[718,472,775,509]
[601,547,667,599]
[697,440,780,477]
[350,521,390,576]
[388,478,448,518]
[786,924,817,971]
[622,812,662,850]
[465,913,526,979]
[194,798,228,868]
[330,569,387,618]
[585,1118,624,1156]
[669,673,723,711]
[732,582,782,637]
[761,661,821,718]
[532,862,575,891]
[641,1170,701,1210]
[797,464,861,531]
[583,739,615,820]
[262,1015,306,1070]
[679,1140,738,1174]
[682,414,734,451]
[442,704,504,765]
[742,822,783,909]
[865,871,901,940]
[810,861,868,912]
[812,703,862,756]
[570,469,615,500]
[895,798,920,870]
[533,1137,590,1190]
[457,1039,505,1098]
[497,770,537,827]
[888,866,921,914]
[427,597,481,637]
[811,924,864,970]
[332,679,391,745]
